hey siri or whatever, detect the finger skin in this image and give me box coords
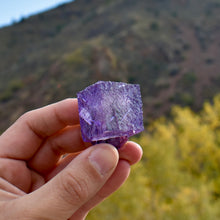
[9,144,119,220]
[0,158,31,192]
[0,178,25,197]
[0,97,144,220]
[0,142,143,220]
[0,98,79,160]
[118,141,143,165]
[46,141,142,181]
[28,125,90,175]
[71,141,143,219]
[72,160,131,220]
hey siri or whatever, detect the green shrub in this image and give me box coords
[87,94,220,220]
[150,21,160,31]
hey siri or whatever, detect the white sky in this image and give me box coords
[0,0,73,27]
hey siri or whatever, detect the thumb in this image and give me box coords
[17,144,118,220]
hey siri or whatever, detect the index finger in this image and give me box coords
[0,98,79,160]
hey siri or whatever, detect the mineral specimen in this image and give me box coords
[77,81,144,148]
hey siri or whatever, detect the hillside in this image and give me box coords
[0,0,220,132]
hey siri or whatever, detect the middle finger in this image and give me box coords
[28,125,89,175]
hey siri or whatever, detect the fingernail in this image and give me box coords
[89,145,118,176]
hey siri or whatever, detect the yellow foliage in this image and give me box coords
[87,94,220,220]
[203,94,220,130]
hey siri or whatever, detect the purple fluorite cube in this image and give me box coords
[77,81,144,148]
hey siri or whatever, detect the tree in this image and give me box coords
[87,94,220,220]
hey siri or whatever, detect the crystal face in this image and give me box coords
[77,81,144,148]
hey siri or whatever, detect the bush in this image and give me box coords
[178,72,197,90]
[0,90,13,102]
[8,79,24,92]
[150,21,160,31]
[0,79,24,102]
[87,94,220,219]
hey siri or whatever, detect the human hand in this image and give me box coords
[0,99,143,220]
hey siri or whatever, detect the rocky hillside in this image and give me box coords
[0,0,220,132]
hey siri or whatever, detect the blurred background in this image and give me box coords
[1,0,220,219]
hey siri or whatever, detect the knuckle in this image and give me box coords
[60,169,90,205]
[18,111,35,130]
[18,111,31,122]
